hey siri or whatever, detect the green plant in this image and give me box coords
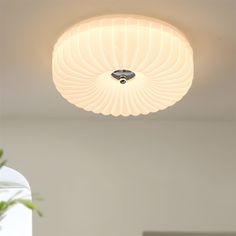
[0,149,42,222]
[0,150,6,169]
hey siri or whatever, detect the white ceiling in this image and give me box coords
[0,0,235,120]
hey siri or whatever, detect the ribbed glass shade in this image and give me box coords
[52,15,193,116]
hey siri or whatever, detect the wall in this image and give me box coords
[0,119,235,236]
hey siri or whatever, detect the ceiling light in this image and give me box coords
[52,15,193,116]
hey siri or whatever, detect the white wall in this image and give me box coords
[0,120,235,236]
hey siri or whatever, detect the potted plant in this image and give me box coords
[0,149,42,225]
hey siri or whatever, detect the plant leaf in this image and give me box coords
[16,199,43,217]
[0,149,6,169]
[0,160,7,169]
[0,149,3,158]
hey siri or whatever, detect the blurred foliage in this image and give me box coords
[0,149,42,222]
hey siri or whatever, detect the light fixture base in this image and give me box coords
[111,70,135,84]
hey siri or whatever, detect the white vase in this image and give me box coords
[0,167,32,236]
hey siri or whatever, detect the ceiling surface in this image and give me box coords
[0,0,235,120]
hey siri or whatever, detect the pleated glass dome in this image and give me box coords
[52,14,194,116]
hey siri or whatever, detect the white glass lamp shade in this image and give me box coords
[52,15,193,116]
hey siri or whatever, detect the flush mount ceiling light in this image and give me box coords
[52,15,193,116]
